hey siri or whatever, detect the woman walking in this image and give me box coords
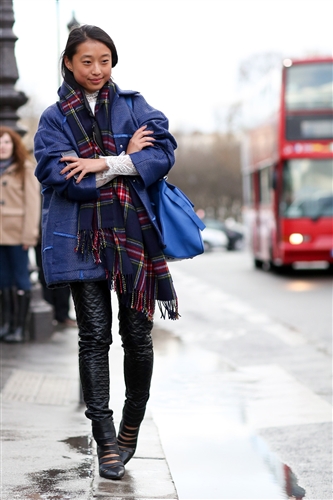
[0,126,40,342]
[34,25,178,480]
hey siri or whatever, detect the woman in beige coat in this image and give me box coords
[0,126,40,342]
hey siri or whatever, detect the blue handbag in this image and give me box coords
[149,178,206,260]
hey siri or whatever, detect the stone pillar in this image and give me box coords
[0,0,28,134]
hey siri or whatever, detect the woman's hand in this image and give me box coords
[126,125,155,154]
[60,157,107,183]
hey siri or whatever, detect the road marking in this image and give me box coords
[156,266,307,346]
[153,341,332,431]
[222,364,332,429]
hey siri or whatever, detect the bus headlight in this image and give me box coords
[289,233,304,245]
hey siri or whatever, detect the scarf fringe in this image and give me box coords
[77,229,180,320]
[115,288,155,321]
[158,300,180,320]
[76,229,108,265]
[110,271,133,297]
[75,211,180,321]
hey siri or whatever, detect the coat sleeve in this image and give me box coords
[22,161,41,247]
[117,93,177,188]
[34,105,100,202]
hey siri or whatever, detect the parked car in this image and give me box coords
[202,218,244,251]
[202,227,228,252]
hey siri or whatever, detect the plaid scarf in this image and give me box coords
[58,80,178,320]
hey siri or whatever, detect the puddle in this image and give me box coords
[153,409,305,499]
[7,436,93,500]
[151,332,306,499]
[59,435,91,455]
[9,463,91,499]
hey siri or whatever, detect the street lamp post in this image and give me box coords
[55,2,80,88]
[56,0,61,88]
[67,11,80,32]
[0,0,28,135]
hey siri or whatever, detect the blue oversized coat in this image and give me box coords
[34,84,177,287]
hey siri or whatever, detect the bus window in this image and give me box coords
[285,62,333,111]
[259,166,272,205]
[280,159,333,219]
[286,114,333,141]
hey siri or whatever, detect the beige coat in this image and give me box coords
[0,160,40,247]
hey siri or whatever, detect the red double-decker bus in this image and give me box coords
[241,57,333,271]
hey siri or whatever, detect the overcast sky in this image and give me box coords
[12,0,333,133]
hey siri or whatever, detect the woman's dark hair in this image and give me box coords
[0,126,30,176]
[61,25,118,84]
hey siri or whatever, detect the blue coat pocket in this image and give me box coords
[52,219,97,272]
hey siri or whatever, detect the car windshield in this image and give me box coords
[204,218,225,230]
[280,158,333,219]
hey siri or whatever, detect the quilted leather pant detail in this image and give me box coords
[70,281,113,422]
[118,299,154,427]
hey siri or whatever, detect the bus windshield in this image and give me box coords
[281,159,333,219]
[285,62,333,110]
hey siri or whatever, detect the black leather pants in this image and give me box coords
[70,281,154,424]
[118,298,154,427]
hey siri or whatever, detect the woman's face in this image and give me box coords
[0,133,14,160]
[65,38,112,93]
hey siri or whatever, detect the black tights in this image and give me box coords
[70,281,154,425]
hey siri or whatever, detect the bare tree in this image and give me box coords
[169,131,243,221]
[238,51,284,87]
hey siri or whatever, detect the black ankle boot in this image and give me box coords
[92,418,125,480]
[117,420,141,465]
[4,290,30,343]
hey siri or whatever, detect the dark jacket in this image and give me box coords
[34,83,177,287]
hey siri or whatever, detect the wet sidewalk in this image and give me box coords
[0,321,178,500]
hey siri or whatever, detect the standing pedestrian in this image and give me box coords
[34,25,179,481]
[0,126,40,342]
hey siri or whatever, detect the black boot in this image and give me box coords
[117,301,154,465]
[4,290,30,343]
[0,288,12,340]
[70,281,124,479]
[92,418,125,480]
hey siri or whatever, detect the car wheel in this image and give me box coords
[234,239,244,250]
[254,258,263,269]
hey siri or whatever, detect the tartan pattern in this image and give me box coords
[58,80,179,320]
[59,81,116,157]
